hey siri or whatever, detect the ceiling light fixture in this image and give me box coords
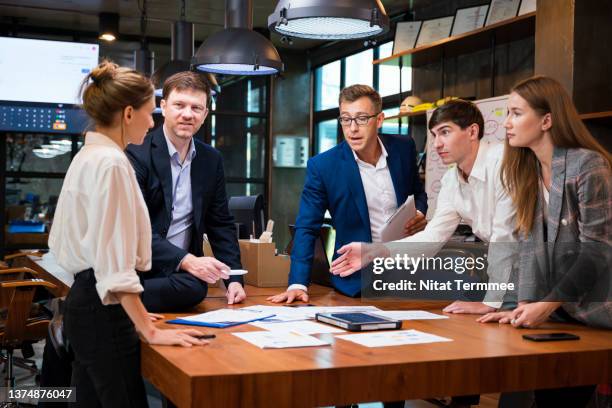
[193,0,283,76]
[268,0,389,40]
[134,0,154,75]
[98,12,119,42]
[152,0,220,96]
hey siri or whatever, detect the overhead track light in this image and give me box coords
[99,12,119,42]
[193,0,283,76]
[268,0,389,40]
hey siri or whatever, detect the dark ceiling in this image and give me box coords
[0,0,416,49]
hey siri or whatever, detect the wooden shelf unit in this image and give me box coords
[373,12,536,67]
[384,111,428,121]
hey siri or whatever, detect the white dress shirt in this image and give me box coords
[49,132,152,305]
[352,138,398,243]
[388,142,517,306]
[288,138,398,293]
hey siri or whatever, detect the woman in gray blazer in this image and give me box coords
[479,75,611,407]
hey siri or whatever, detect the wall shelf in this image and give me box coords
[384,111,428,121]
[581,111,612,126]
[374,12,536,68]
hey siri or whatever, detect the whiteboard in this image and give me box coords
[424,95,508,218]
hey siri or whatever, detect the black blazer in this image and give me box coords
[126,127,243,284]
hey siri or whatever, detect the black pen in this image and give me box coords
[196,334,216,339]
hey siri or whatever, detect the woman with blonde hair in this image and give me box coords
[49,60,206,407]
[479,75,611,407]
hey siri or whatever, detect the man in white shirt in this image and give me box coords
[268,84,428,304]
[330,99,518,314]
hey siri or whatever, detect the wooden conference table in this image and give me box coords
[143,285,612,408]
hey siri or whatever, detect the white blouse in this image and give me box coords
[49,131,152,305]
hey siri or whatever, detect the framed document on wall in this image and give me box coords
[416,16,455,48]
[393,21,422,54]
[485,0,520,26]
[452,4,490,36]
[518,0,537,15]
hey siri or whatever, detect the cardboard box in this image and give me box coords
[238,239,290,287]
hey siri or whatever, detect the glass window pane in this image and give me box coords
[6,134,73,173]
[226,183,265,198]
[380,108,409,136]
[378,62,400,97]
[315,60,341,111]
[345,49,373,88]
[378,41,394,59]
[315,119,338,154]
[215,76,267,113]
[211,115,266,179]
[401,66,412,92]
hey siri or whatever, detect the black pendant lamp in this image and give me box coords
[151,4,220,97]
[192,0,283,76]
[268,0,389,40]
[99,12,119,41]
[134,0,154,76]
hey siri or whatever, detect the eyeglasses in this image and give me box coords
[338,113,380,127]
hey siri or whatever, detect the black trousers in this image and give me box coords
[64,269,148,408]
[141,271,207,312]
[534,385,595,408]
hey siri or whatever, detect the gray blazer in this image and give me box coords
[518,147,612,329]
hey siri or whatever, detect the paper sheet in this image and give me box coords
[371,311,449,320]
[242,305,382,321]
[250,320,345,334]
[233,331,331,349]
[336,330,452,347]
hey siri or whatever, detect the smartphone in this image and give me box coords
[522,333,580,342]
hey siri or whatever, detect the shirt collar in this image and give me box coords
[84,131,124,152]
[352,137,388,170]
[163,127,196,165]
[458,141,488,184]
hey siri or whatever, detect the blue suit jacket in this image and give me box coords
[126,127,243,283]
[290,135,427,296]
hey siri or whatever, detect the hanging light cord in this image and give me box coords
[139,0,147,48]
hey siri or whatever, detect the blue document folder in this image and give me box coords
[167,310,275,328]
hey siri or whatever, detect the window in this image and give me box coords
[314,60,341,111]
[315,119,339,154]
[312,41,414,156]
[345,49,373,88]
[206,76,269,202]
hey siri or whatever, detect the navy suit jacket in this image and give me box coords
[290,135,427,296]
[126,127,243,285]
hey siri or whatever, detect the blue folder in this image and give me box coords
[167,313,275,328]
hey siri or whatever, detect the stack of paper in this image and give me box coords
[242,305,382,322]
[337,330,452,347]
[233,331,331,349]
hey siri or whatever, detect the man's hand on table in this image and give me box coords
[226,282,247,305]
[267,289,309,304]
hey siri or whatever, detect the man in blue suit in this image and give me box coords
[269,85,427,303]
[126,72,246,312]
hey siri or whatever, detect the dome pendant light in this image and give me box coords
[268,0,389,40]
[192,0,283,76]
[152,0,220,96]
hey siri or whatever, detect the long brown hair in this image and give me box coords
[501,75,612,236]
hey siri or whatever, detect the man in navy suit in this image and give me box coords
[126,72,246,312]
[269,84,427,304]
